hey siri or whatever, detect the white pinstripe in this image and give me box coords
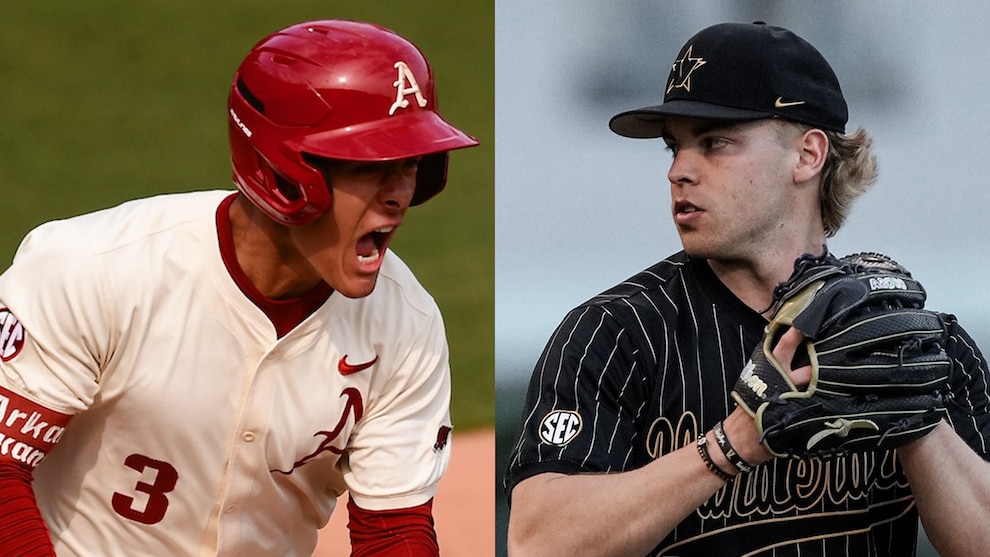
[505,252,990,556]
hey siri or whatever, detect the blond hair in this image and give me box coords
[819,128,878,237]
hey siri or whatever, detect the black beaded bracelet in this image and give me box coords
[696,434,733,482]
[712,420,754,474]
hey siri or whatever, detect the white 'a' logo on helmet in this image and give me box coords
[389,61,428,116]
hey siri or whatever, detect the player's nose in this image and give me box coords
[667,150,700,187]
[380,159,417,212]
[667,149,698,185]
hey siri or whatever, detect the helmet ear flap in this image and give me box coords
[269,167,305,204]
[412,152,449,206]
[301,153,334,206]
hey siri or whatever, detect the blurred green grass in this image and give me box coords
[0,0,494,429]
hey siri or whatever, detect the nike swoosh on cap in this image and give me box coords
[338,355,379,375]
[774,97,806,108]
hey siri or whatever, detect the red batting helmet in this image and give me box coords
[228,20,479,225]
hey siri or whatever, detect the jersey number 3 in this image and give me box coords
[111,454,179,525]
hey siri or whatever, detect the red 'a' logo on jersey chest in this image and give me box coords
[271,388,364,475]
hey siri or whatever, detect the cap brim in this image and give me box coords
[297,110,479,161]
[609,100,773,138]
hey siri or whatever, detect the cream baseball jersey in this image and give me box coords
[0,191,453,556]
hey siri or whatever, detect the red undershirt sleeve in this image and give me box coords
[347,498,439,557]
[0,463,55,557]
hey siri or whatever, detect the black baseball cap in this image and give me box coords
[609,22,848,138]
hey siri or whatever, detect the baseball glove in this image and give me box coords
[731,248,951,458]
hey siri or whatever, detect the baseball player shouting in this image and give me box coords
[0,19,477,557]
[505,22,990,557]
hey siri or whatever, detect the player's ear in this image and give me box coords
[793,127,829,184]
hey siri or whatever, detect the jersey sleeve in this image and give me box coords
[503,303,650,495]
[0,219,112,416]
[941,314,990,459]
[341,301,453,512]
[0,221,106,557]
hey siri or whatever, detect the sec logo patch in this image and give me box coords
[0,308,25,362]
[539,410,582,446]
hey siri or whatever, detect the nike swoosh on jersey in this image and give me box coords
[338,355,379,375]
[774,97,805,108]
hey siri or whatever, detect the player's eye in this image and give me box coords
[353,163,384,176]
[702,136,728,152]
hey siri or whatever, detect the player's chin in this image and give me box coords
[332,271,378,298]
[332,248,387,298]
[678,233,714,259]
[679,227,734,258]
[335,274,380,299]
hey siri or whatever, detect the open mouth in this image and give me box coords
[674,201,699,215]
[356,226,395,265]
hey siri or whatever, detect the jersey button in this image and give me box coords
[242,431,256,442]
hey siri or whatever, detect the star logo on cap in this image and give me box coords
[666,45,707,94]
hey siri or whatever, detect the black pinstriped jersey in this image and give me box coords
[505,250,990,557]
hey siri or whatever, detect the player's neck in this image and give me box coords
[226,195,324,299]
[706,241,826,317]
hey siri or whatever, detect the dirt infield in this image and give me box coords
[312,427,495,557]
